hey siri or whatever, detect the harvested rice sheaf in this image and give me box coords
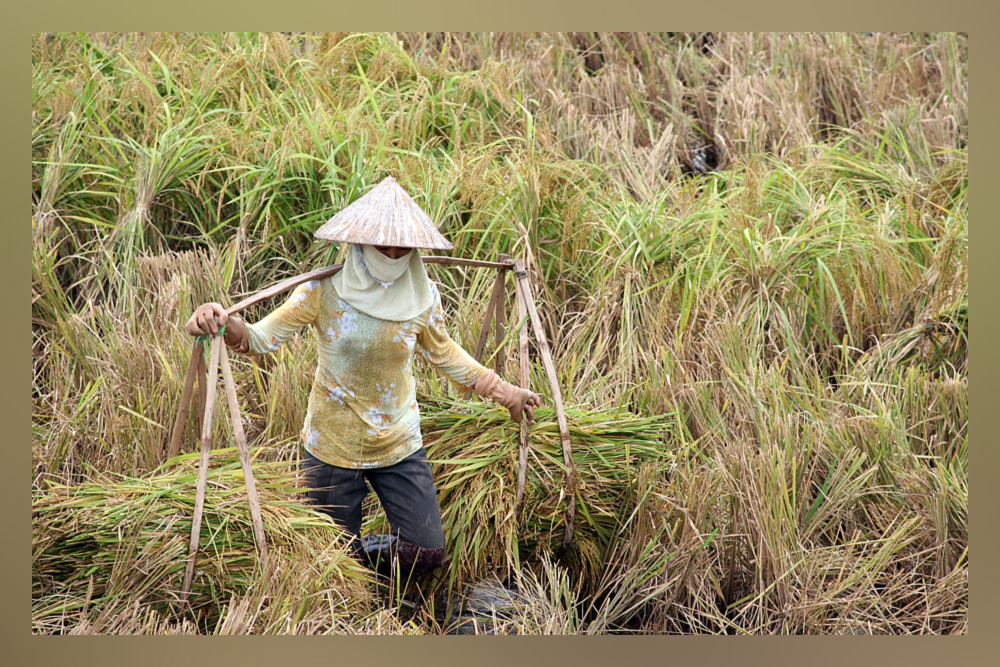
[32,449,371,631]
[419,397,676,587]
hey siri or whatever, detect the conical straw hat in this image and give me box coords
[314,176,453,250]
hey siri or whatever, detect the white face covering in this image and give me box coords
[331,244,435,321]
[358,245,412,286]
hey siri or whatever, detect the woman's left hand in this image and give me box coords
[507,387,543,425]
[472,371,544,425]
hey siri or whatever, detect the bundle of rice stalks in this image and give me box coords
[418,397,675,589]
[32,449,372,633]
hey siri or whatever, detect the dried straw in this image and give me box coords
[32,450,371,628]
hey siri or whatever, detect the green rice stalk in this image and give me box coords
[415,396,675,589]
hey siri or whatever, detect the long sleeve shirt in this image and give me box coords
[245,277,491,469]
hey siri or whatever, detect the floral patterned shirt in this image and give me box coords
[245,277,490,468]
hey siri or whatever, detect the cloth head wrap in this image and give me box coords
[331,244,434,321]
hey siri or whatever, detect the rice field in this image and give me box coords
[31,32,967,634]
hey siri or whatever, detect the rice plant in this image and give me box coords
[32,32,967,634]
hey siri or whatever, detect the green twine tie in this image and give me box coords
[195,325,226,363]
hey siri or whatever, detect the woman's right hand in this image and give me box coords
[185,302,230,337]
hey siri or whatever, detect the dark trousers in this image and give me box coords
[301,447,446,575]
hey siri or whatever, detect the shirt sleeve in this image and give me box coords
[246,279,321,355]
[416,286,492,390]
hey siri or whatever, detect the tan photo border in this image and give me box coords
[9,7,993,665]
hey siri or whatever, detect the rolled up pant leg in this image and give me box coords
[366,447,446,577]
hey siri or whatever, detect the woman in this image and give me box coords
[184,177,541,580]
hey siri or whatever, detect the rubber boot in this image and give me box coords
[361,534,398,578]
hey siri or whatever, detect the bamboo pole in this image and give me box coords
[194,348,207,435]
[181,336,223,599]
[166,340,204,461]
[462,267,506,399]
[225,256,514,316]
[425,256,514,270]
[471,269,506,364]
[494,253,509,375]
[512,260,576,547]
[224,265,343,315]
[218,345,269,563]
[513,274,531,515]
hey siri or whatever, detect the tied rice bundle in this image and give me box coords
[419,397,676,586]
[32,449,371,630]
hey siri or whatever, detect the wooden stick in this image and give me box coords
[461,267,506,400]
[225,264,342,315]
[512,260,576,547]
[513,276,531,515]
[219,345,269,563]
[424,256,514,270]
[472,269,506,364]
[181,336,223,599]
[194,348,207,435]
[166,340,203,461]
[225,256,514,316]
[494,254,509,376]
